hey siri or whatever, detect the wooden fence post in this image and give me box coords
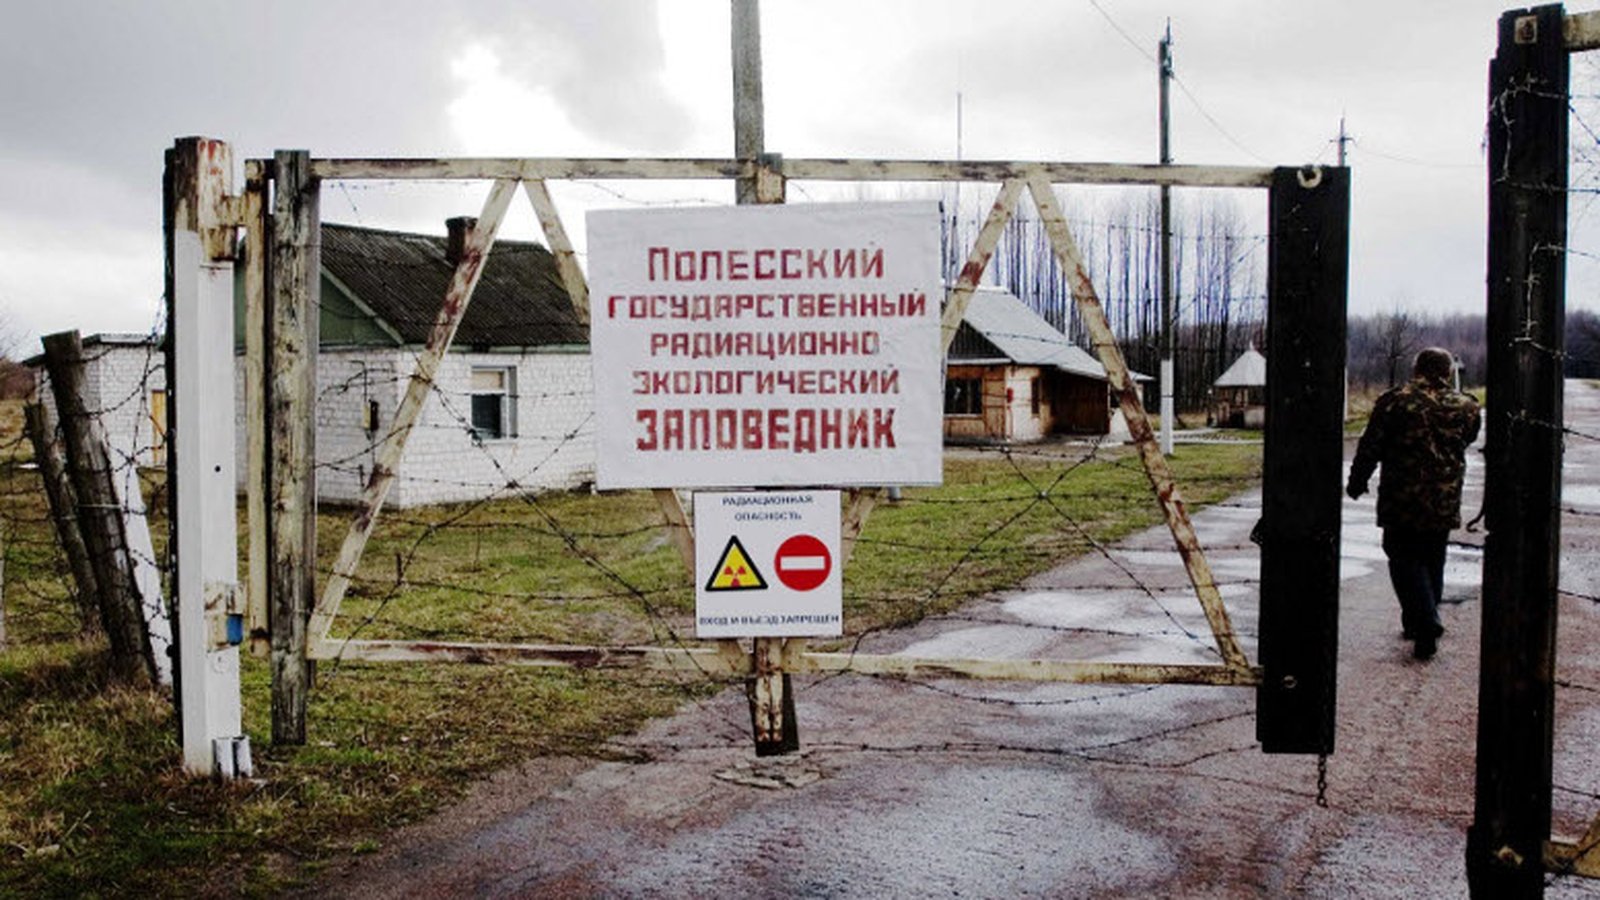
[1470,6,1568,896]
[731,0,799,757]
[40,330,155,686]
[269,149,319,746]
[24,401,101,635]
[166,136,248,775]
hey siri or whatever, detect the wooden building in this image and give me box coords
[944,287,1133,442]
[1211,344,1267,428]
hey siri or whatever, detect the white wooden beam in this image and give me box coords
[1566,11,1600,51]
[300,157,1273,189]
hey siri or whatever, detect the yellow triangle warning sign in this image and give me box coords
[705,536,767,592]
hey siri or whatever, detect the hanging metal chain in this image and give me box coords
[1315,753,1330,808]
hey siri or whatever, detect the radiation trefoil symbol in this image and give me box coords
[704,536,768,592]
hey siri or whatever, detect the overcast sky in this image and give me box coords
[0,0,1590,352]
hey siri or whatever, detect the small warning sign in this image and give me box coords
[705,536,766,592]
[694,490,842,638]
[774,534,831,592]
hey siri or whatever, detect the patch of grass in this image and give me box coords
[842,445,1260,630]
[0,408,1262,896]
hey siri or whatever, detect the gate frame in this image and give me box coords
[204,153,1346,746]
[166,4,1347,768]
[1471,4,1600,893]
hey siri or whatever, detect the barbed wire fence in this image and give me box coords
[293,281,1272,776]
[0,325,173,677]
[9,153,1320,868]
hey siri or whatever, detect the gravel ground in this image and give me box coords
[307,382,1600,899]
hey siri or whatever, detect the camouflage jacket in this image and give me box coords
[1349,376,1481,531]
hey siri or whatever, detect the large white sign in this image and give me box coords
[588,202,943,489]
[694,490,842,638]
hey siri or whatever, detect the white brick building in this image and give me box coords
[38,219,596,509]
[233,219,596,507]
[273,346,594,507]
[27,333,168,470]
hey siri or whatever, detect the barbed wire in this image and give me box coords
[28,133,1600,883]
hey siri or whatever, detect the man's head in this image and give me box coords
[1413,347,1455,383]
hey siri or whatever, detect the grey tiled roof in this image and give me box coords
[1214,345,1267,387]
[321,223,585,348]
[951,287,1120,381]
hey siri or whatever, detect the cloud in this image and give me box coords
[457,1,694,153]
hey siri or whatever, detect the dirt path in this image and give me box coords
[308,383,1600,899]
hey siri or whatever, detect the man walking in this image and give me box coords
[1346,347,1481,660]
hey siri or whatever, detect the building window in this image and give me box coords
[944,377,983,416]
[469,366,515,440]
[1030,377,1042,416]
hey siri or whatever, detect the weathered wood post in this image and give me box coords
[40,330,155,685]
[1469,5,1568,896]
[268,149,320,746]
[0,524,7,651]
[1256,165,1349,755]
[731,0,799,756]
[24,401,101,635]
[166,136,250,776]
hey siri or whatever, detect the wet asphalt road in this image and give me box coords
[312,382,1600,899]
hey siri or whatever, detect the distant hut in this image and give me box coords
[944,287,1143,442]
[1211,344,1267,428]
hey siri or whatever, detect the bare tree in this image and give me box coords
[0,309,34,400]
[1377,307,1420,388]
[939,186,1267,412]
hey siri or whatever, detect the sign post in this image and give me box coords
[589,198,943,757]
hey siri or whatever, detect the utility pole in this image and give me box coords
[1158,21,1175,456]
[953,90,963,281]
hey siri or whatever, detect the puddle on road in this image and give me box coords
[1565,485,1600,510]
[896,626,1058,660]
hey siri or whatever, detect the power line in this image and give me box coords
[1169,75,1271,165]
[1083,1,1269,165]
[1350,138,1481,169]
[1085,0,1155,64]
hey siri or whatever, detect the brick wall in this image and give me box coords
[35,340,166,471]
[232,347,595,509]
[393,350,595,507]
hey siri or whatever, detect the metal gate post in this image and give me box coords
[1469,5,1568,896]
[1256,165,1350,754]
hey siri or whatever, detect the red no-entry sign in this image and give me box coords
[774,534,832,591]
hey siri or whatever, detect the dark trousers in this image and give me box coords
[1382,527,1449,639]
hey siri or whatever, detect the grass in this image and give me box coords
[0,396,1262,897]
